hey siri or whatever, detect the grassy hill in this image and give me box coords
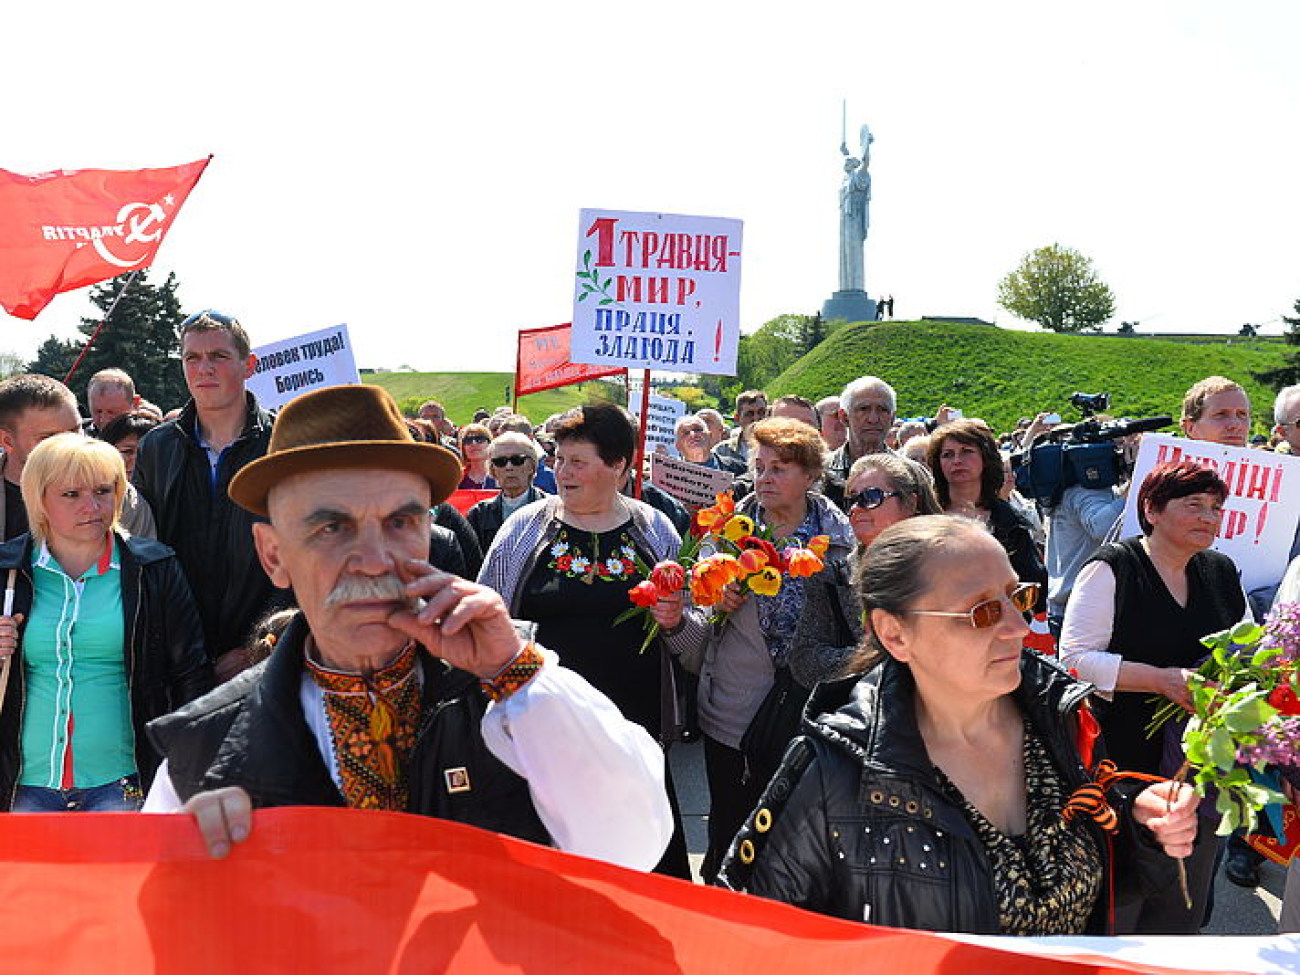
[362,371,620,424]
[768,320,1290,434]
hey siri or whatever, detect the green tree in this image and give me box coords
[28,270,188,409]
[735,314,806,391]
[997,243,1116,333]
[1253,298,1300,390]
[28,336,79,380]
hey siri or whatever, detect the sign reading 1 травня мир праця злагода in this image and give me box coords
[569,208,743,377]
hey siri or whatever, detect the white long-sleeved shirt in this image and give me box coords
[144,647,673,871]
[1059,558,1252,696]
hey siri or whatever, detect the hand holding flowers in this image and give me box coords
[617,492,832,651]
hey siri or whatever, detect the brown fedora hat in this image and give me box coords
[229,385,463,516]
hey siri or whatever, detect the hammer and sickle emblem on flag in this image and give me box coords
[92,201,168,268]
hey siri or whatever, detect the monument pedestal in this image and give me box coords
[821,290,878,323]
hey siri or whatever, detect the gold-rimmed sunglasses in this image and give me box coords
[902,583,1039,629]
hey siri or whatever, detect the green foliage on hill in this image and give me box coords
[768,320,1290,434]
[363,371,621,425]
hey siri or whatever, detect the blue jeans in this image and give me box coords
[12,775,143,812]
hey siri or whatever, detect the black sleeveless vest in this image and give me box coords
[1088,538,1244,774]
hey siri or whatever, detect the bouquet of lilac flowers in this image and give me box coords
[1148,601,1300,836]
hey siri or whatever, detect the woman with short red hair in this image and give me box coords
[1060,459,1251,934]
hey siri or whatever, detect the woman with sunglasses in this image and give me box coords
[763,455,942,787]
[927,419,1047,612]
[721,515,1198,934]
[456,423,497,490]
[1060,460,1251,933]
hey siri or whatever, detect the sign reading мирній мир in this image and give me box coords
[1119,433,1300,594]
[569,209,742,376]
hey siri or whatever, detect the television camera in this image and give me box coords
[1012,393,1171,509]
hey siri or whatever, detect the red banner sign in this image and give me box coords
[0,809,1246,974]
[516,322,626,397]
[0,157,211,319]
[445,488,497,514]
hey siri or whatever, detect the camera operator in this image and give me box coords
[1043,421,1133,637]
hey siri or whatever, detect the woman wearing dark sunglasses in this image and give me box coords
[774,455,942,783]
[722,515,1199,935]
[456,422,497,490]
[465,432,549,554]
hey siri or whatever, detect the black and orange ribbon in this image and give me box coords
[1061,759,1166,834]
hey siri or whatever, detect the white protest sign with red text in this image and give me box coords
[1120,434,1300,593]
[570,209,742,376]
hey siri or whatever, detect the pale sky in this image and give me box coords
[4,1,1298,375]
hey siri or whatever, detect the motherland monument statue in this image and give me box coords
[822,113,880,324]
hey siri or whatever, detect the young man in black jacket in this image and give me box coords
[133,311,285,683]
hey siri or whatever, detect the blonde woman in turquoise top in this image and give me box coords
[0,434,211,811]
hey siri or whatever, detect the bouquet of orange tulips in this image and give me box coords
[616,492,830,651]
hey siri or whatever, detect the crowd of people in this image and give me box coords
[0,308,1298,940]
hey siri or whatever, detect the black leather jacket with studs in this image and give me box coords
[719,651,1129,934]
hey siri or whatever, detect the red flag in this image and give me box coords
[516,322,626,397]
[0,809,1242,974]
[0,157,211,319]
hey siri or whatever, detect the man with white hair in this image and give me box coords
[815,396,847,450]
[674,415,715,466]
[824,376,897,510]
[145,385,671,870]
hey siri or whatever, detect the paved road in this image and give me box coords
[669,738,1283,934]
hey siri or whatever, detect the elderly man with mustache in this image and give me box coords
[143,386,672,870]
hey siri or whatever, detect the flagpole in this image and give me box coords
[63,269,142,386]
[632,369,651,500]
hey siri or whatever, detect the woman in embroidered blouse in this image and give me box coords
[0,434,210,811]
[691,417,856,884]
[456,423,496,490]
[722,515,1199,935]
[1060,460,1250,933]
[477,402,704,878]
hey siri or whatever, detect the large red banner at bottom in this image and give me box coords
[0,809,1261,974]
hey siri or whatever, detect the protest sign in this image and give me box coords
[1120,434,1300,593]
[629,391,686,459]
[570,209,742,376]
[651,453,736,509]
[515,323,626,396]
[246,324,359,411]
